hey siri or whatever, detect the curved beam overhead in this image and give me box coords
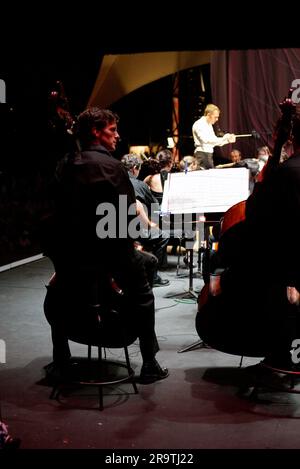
[88,51,211,108]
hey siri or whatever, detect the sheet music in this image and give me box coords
[161,168,250,214]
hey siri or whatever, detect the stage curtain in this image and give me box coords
[211,49,300,158]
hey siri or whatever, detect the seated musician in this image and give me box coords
[143,149,191,260]
[121,153,170,287]
[41,107,169,384]
[215,149,243,168]
[197,111,300,372]
[179,155,198,172]
[143,149,173,205]
[216,149,259,192]
[257,145,271,171]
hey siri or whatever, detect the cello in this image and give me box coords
[196,91,297,358]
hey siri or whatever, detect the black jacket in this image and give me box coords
[44,145,137,270]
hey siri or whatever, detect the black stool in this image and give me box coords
[248,363,300,399]
[44,277,139,410]
[50,339,138,411]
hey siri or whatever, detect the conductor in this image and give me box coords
[192,104,236,169]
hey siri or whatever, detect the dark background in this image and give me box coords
[0,48,212,266]
[0,52,102,265]
[0,13,297,266]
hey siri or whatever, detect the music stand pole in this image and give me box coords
[187,248,198,298]
[165,247,198,300]
[177,339,206,353]
[177,226,207,353]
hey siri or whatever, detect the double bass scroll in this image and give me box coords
[48,80,81,154]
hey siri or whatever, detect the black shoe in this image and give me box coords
[139,359,169,384]
[43,360,73,385]
[153,275,170,287]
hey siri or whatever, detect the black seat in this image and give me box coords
[44,274,138,410]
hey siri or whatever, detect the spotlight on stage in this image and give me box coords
[129,145,150,161]
[129,145,150,155]
[167,137,175,149]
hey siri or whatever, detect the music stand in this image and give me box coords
[177,220,219,353]
[165,245,199,300]
[176,227,210,353]
[164,218,218,302]
[160,169,250,350]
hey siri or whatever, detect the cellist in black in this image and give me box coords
[196,94,300,371]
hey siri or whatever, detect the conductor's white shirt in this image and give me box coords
[193,116,230,153]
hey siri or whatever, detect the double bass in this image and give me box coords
[196,91,297,358]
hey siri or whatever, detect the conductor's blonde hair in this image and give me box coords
[204,104,220,116]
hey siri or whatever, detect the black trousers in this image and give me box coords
[114,249,159,361]
[194,151,214,170]
[138,227,169,270]
[45,248,159,364]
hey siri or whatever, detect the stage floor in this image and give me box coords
[1,256,300,453]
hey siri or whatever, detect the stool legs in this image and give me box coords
[124,345,138,394]
[98,346,103,410]
[49,343,138,410]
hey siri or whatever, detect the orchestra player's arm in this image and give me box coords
[215,162,236,169]
[135,199,158,229]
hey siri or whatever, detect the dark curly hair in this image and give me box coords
[156,149,173,170]
[76,107,119,143]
